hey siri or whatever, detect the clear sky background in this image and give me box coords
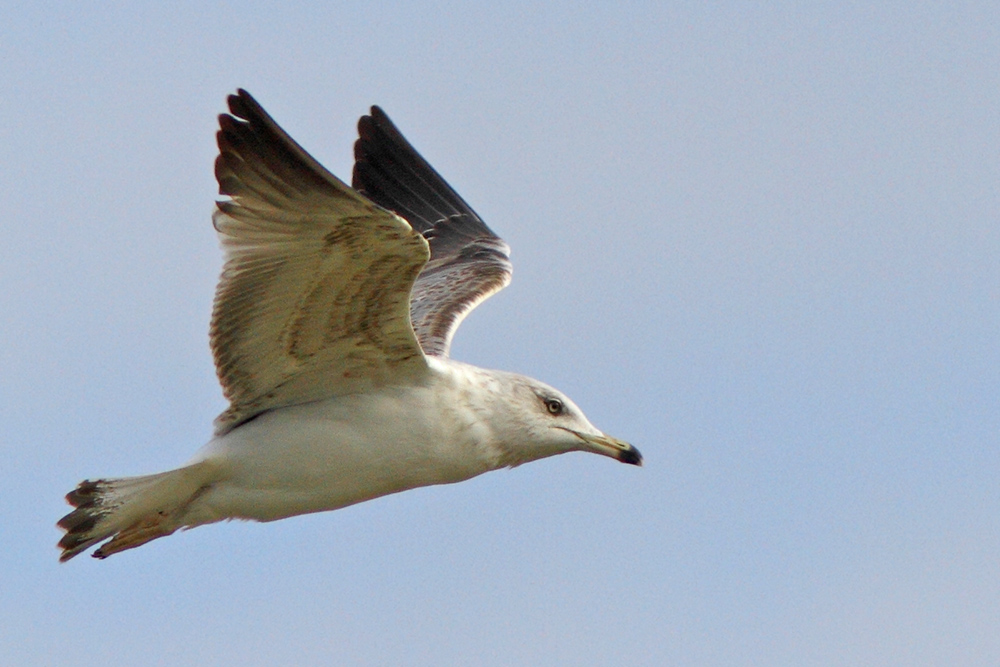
[2,3,998,665]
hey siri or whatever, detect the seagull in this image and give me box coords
[57,89,642,562]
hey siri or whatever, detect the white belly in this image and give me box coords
[183,378,499,525]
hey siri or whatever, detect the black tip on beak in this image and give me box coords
[619,445,643,466]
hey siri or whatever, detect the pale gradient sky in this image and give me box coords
[2,3,998,665]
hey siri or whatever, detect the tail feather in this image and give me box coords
[57,463,215,562]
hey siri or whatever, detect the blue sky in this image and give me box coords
[2,3,998,665]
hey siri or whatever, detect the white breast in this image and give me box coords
[181,358,503,525]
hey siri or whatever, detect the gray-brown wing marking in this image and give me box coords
[211,90,430,434]
[352,107,512,358]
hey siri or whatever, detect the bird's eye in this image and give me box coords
[545,398,564,415]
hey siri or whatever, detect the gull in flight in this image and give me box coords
[58,90,642,561]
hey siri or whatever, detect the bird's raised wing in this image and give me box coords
[352,107,512,358]
[211,90,430,435]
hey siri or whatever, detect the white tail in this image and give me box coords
[57,462,216,562]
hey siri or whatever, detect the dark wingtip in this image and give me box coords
[228,88,258,115]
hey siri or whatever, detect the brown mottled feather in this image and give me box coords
[211,90,430,435]
[352,107,512,358]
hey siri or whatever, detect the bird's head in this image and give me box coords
[488,373,643,468]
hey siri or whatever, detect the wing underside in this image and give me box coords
[352,107,512,357]
[211,90,430,434]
